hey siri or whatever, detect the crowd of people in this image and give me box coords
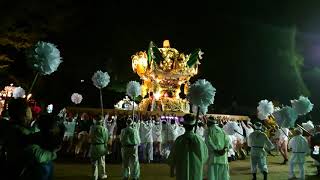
[0,98,320,180]
[58,110,252,165]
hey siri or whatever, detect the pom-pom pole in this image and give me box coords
[99,88,104,118]
[132,99,135,120]
[194,106,200,133]
[296,124,312,136]
[126,81,141,120]
[28,72,39,95]
[92,70,110,119]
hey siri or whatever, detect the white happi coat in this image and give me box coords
[248,130,274,173]
[106,120,116,138]
[167,123,178,141]
[288,135,309,163]
[140,121,153,143]
[152,122,162,143]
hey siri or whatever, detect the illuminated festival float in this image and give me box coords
[67,40,249,121]
[131,40,202,113]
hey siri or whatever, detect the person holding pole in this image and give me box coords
[168,114,208,180]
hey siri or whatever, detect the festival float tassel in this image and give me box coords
[187,79,216,132]
[126,81,141,119]
[92,70,110,118]
[27,41,62,94]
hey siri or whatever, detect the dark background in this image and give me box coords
[1,0,320,123]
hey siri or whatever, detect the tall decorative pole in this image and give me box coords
[187,79,216,133]
[126,81,141,120]
[92,70,110,119]
[27,41,63,95]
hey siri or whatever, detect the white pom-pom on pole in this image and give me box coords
[291,96,314,115]
[257,100,274,120]
[187,79,216,132]
[92,70,110,89]
[71,93,83,104]
[126,81,141,119]
[223,121,241,135]
[92,70,110,117]
[12,87,26,99]
[27,41,63,94]
[274,106,298,128]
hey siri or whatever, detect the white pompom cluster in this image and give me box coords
[223,121,241,135]
[126,81,141,99]
[257,100,274,120]
[291,96,314,115]
[71,93,83,104]
[92,70,110,89]
[273,106,298,128]
[28,41,62,75]
[12,87,26,99]
[187,79,216,107]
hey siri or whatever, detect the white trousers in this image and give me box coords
[289,162,304,179]
[121,146,140,179]
[91,156,106,180]
[142,142,153,162]
[251,155,268,173]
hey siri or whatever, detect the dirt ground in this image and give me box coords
[54,155,319,180]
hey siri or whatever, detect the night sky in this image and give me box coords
[2,0,320,120]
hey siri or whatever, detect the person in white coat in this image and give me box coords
[63,114,77,153]
[248,122,274,180]
[167,119,178,149]
[120,118,141,180]
[206,117,231,180]
[139,119,154,163]
[288,128,309,180]
[241,121,254,155]
[152,116,162,162]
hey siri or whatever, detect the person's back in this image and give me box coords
[289,135,308,155]
[248,122,274,180]
[120,123,140,146]
[169,130,208,180]
[90,121,108,160]
[248,130,273,157]
[168,114,208,180]
[288,128,310,179]
[120,120,141,180]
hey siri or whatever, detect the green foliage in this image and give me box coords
[187,48,200,67]
[303,68,320,124]
[202,24,310,109]
[148,41,163,64]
